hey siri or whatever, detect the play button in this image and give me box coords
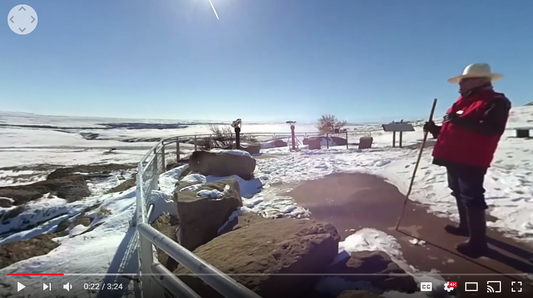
[17,282,25,292]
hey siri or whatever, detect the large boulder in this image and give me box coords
[303,136,347,146]
[225,142,262,155]
[273,139,287,147]
[151,214,181,271]
[329,136,347,146]
[175,179,243,251]
[174,218,341,298]
[240,144,261,155]
[189,150,256,179]
[217,212,267,235]
[308,138,322,150]
[326,251,417,293]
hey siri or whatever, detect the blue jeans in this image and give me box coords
[446,165,488,210]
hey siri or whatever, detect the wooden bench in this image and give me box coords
[515,127,533,138]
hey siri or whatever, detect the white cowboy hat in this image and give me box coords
[447,63,503,83]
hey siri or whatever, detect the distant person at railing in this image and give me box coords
[423,63,511,258]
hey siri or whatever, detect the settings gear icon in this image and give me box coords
[443,282,454,292]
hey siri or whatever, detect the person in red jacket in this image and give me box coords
[424,63,511,258]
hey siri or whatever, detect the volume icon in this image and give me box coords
[63,282,72,292]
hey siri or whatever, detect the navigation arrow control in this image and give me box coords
[7,5,38,35]
[17,282,25,292]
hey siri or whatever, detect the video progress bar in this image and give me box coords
[11,273,530,277]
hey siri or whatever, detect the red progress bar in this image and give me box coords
[7,273,64,276]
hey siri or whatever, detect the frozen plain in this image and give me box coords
[0,106,532,297]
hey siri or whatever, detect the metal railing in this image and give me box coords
[170,131,351,160]
[134,131,352,298]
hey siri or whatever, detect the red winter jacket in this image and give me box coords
[432,89,511,168]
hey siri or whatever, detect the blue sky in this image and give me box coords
[1,1,532,123]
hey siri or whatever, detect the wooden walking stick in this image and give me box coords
[394,98,438,230]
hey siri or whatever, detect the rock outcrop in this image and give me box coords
[326,251,417,293]
[0,175,90,206]
[0,235,59,269]
[175,179,242,251]
[174,218,341,298]
[189,150,256,179]
[0,164,133,207]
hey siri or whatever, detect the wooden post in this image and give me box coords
[399,131,403,148]
[345,130,349,149]
[194,135,197,151]
[290,125,296,150]
[234,127,241,149]
[326,133,329,149]
[392,131,396,147]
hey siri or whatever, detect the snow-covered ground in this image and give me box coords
[0,110,382,169]
[316,229,447,298]
[0,165,444,298]
[1,106,532,297]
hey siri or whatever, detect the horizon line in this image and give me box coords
[0,110,428,125]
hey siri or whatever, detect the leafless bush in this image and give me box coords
[197,125,258,150]
[317,114,347,134]
[196,126,234,150]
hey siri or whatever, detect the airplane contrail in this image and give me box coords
[208,0,219,20]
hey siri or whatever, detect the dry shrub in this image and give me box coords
[317,114,347,134]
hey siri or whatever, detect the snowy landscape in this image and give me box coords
[1,106,532,298]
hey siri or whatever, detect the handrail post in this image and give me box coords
[152,148,159,191]
[139,232,154,298]
[151,263,201,298]
[134,167,143,226]
[161,143,166,170]
[149,263,164,298]
[135,162,154,298]
[176,138,180,161]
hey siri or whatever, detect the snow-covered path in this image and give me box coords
[257,138,533,242]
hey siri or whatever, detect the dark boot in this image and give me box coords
[444,197,469,236]
[456,208,488,258]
